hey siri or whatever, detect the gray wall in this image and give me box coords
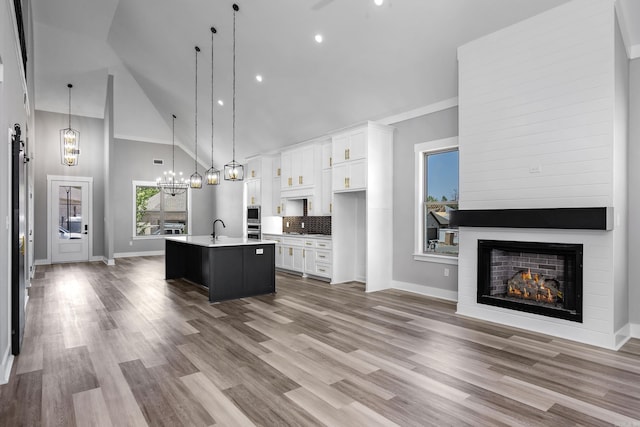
[391,107,459,293]
[629,57,640,326]
[33,111,106,261]
[112,138,216,254]
[212,176,245,238]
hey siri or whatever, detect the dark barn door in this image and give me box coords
[11,124,26,355]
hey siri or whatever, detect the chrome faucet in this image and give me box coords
[212,219,226,239]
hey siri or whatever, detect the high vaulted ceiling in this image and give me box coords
[31,0,638,167]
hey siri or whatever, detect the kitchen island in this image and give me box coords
[165,236,276,302]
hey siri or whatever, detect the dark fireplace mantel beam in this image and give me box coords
[450,207,613,231]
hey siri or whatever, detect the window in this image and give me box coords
[133,181,190,238]
[414,137,458,263]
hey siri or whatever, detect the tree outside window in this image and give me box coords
[134,184,188,236]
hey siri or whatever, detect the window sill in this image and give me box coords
[413,253,458,265]
[133,234,191,240]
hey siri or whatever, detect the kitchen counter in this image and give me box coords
[264,232,332,239]
[166,235,277,247]
[165,236,275,302]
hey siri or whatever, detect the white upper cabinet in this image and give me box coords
[322,141,333,169]
[247,157,262,180]
[281,145,317,190]
[332,128,366,165]
[272,156,281,179]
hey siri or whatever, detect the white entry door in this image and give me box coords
[50,178,90,263]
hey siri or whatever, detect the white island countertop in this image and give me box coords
[165,235,276,248]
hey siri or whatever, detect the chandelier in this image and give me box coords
[60,83,80,166]
[157,114,189,196]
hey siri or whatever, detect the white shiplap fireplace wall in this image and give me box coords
[456,0,630,349]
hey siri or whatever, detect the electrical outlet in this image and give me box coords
[286,222,290,228]
[301,222,305,228]
[444,268,450,277]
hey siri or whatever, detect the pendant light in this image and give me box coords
[224,3,244,181]
[206,27,221,185]
[60,83,80,166]
[190,46,203,189]
[157,114,189,196]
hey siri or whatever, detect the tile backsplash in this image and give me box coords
[282,216,331,235]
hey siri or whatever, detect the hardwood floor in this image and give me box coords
[2,256,640,426]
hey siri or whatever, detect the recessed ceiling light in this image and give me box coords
[315,34,323,43]
[218,100,224,106]
[374,0,384,5]
[256,75,263,82]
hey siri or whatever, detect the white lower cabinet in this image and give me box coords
[264,234,332,280]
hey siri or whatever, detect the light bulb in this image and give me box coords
[315,34,323,43]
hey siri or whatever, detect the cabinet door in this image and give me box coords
[281,151,293,190]
[247,179,261,206]
[299,146,315,187]
[322,169,332,215]
[272,177,281,215]
[306,195,316,216]
[247,158,261,179]
[322,142,332,169]
[282,246,294,270]
[272,156,281,178]
[332,134,349,165]
[293,247,304,272]
[332,163,348,192]
[304,248,316,274]
[348,159,367,190]
[275,245,283,268]
[348,129,367,161]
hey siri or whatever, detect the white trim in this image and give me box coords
[6,128,13,374]
[0,347,13,385]
[378,97,458,126]
[630,323,640,339]
[614,323,631,350]
[414,137,459,258]
[391,280,458,302]
[7,0,30,117]
[413,253,458,265]
[629,44,640,60]
[47,175,94,264]
[34,259,48,266]
[103,258,115,266]
[90,256,103,262]
[114,250,164,258]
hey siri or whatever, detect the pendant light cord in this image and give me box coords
[172,114,176,174]
[232,5,237,163]
[195,46,200,170]
[211,28,215,168]
[67,84,72,129]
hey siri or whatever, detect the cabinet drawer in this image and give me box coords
[314,263,332,278]
[283,237,304,246]
[315,250,331,263]
[315,240,332,250]
[303,239,315,248]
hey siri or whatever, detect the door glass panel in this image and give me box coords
[58,186,82,239]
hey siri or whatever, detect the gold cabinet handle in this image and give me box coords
[306,242,313,246]
[345,177,350,189]
[308,201,312,211]
[251,170,255,178]
[344,148,349,160]
[251,196,255,205]
[318,254,326,259]
[289,248,293,256]
[303,249,305,258]
[299,176,303,185]
[344,177,347,188]
[318,268,326,273]
[288,177,292,187]
[19,236,25,256]
[277,206,281,214]
[330,202,332,213]
[318,243,326,247]
[279,247,282,254]
[277,167,281,177]
[329,157,332,167]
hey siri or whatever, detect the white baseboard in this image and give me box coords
[103,258,115,266]
[630,323,640,339]
[34,259,49,266]
[90,256,104,262]
[391,280,458,302]
[0,347,14,385]
[614,323,632,350]
[114,250,164,258]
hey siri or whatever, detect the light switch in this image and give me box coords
[256,248,264,255]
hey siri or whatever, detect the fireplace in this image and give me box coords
[477,240,583,322]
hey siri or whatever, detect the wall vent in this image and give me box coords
[153,159,164,166]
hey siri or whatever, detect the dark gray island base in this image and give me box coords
[165,236,276,302]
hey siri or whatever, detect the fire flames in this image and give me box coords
[507,268,562,304]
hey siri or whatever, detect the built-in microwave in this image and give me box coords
[247,205,261,224]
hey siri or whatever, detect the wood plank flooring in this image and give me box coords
[2,256,640,426]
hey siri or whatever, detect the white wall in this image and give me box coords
[457,0,628,349]
[629,58,640,331]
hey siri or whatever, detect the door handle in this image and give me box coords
[84,224,88,234]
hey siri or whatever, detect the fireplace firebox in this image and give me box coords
[477,240,583,322]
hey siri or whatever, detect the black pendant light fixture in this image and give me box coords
[190,46,203,189]
[224,3,244,181]
[157,114,189,196]
[60,83,80,166]
[206,27,221,186]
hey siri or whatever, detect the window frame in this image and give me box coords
[413,137,459,265]
[132,180,192,240]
